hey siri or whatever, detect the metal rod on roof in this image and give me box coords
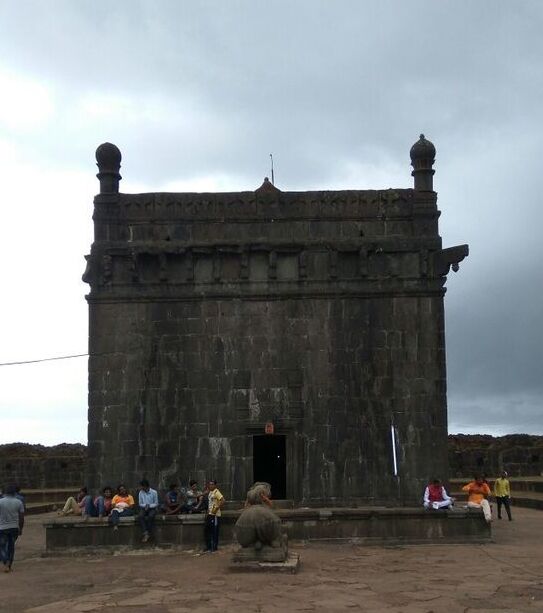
[270,154,275,185]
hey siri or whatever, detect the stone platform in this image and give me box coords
[44,507,490,553]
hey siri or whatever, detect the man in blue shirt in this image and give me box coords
[138,479,159,543]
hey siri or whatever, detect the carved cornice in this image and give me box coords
[82,239,446,293]
[89,237,442,256]
[91,189,437,223]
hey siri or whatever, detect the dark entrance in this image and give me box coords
[253,435,287,499]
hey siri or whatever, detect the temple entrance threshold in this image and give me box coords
[253,434,287,499]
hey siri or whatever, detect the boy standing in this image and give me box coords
[494,471,513,521]
[204,480,225,552]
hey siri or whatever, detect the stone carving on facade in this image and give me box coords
[233,482,288,563]
[81,255,93,285]
[434,244,469,276]
[101,254,113,286]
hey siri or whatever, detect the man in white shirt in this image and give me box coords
[0,484,25,572]
[138,479,159,543]
[423,478,454,510]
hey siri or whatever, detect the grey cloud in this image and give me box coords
[2,1,542,184]
[449,393,543,436]
[0,1,541,438]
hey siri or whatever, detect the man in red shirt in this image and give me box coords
[423,478,454,510]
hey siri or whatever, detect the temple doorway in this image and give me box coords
[252,434,287,499]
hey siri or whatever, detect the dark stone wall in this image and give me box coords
[0,443,86,489]
[449,434,543,478]
[84,141,467,506]
[3,433,541,491]
[87,294,447,504]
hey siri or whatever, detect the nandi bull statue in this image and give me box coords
[232,482,288,563]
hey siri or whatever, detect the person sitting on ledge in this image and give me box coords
[463,474,492,523]
[138,479,159,543]
[164,483,182,515]
[84,486,113,518]
[108,484,135,530]
[58,487,90,517]
[181,480,204,514]
[423,478,454,510]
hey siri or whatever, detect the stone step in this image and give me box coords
[11,488,79,515]
[25,502,61,515]
[18,488,79,504]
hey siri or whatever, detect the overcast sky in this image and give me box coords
[0,1,541,444]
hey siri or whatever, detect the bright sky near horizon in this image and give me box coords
[0,1,542,445]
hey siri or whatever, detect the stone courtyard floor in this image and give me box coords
[2,508,543,613]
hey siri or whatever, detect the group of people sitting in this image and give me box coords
[58,479,225,550]
[422,472,513,523]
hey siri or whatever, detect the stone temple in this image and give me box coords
[83,136,468,506]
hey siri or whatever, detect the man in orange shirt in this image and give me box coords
[108,485,135,530]
[462,475,492,522]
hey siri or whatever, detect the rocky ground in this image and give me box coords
[2,508,543,612]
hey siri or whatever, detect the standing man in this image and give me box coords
[494,471,513,521]
[462,474,492,523]
[204,480,225,552]
[138,479,159,543]
[0,484,25,573]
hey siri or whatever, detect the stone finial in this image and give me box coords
[96,142,122,193]
[255,177,280,194]
[410,134,436,191]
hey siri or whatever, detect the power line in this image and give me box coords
[0,353,89,367]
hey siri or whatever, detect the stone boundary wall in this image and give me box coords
[2,433,542,490]
[0,443,86,489]
[449,434,543,478]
